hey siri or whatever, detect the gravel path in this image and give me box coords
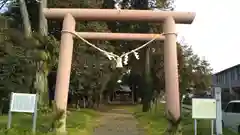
[93,108,145,135]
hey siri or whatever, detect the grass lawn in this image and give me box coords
[0,109,99,135]
[131,104,237,135]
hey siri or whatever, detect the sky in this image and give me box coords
[175,0,240,73]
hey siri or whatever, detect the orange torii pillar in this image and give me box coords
[53,14,75,132]
[43,8,195,133]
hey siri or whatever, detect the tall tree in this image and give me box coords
[35,0,49,108]
[179,44,212,94]
[3,0,59,107]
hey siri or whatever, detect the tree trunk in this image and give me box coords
[18,0,50,107]
[142,97,151,112]
[142,47,152,112]
[0,99,3,115]
[19,0,32,37]
[98,74,111,106]
[77,99,80,109]
[154,96,158,112]
[131,90,134,104]
[37,0,49,107]
[19,0,49,108]
[35,68,49,106]
[83,97,86,108]
[39,0,48,36]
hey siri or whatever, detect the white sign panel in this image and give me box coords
[192,98,216,119]
[10,93,37,113]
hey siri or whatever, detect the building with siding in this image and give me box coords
[212,64,240,107]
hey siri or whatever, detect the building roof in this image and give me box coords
[214,64,240,75]
[117,85,132,92]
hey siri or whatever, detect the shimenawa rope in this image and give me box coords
[61,30,162,68]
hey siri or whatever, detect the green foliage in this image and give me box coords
[0,28,59,112]
[52,101,65,129]
[178,44,212,93]
[182,96,192,105]
[0,109,99,135]
[69,47,120,105]
[132,104,235,135]
[39,105,53,114]
[1,30,34,96]
[3,0,124,109]
[3,0,212,110]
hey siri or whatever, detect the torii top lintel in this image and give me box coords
[43,8,196,24]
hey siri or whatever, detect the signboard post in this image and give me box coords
[214,87,223,135]
[192,98,216,135]
[7,92,38,133]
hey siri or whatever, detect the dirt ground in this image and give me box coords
[93,108,145,135]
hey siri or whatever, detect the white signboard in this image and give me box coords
[192,98,216,119]
[10,93,37,113]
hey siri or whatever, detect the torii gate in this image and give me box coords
[43,8,195,132]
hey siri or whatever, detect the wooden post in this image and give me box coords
[163,16,180,120]
[54,14,76,133]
